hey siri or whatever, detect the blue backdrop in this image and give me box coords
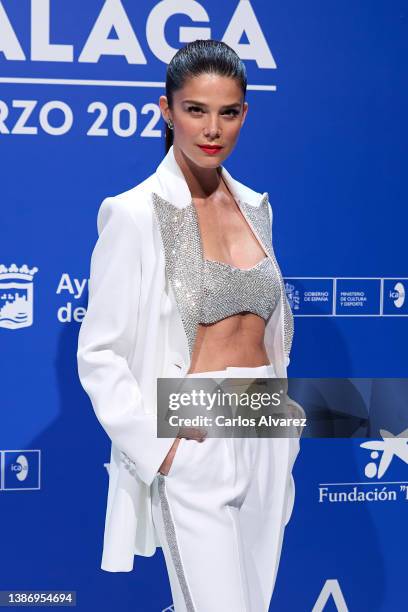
[1,1,406,610]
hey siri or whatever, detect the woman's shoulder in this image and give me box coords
[97,172,159,232]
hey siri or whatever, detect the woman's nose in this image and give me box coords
[204,118,221,137]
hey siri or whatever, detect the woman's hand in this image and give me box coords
[158,426,207,476]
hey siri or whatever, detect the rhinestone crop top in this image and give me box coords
[199,255,281,325]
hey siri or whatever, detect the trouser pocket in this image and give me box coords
[166,437,186,477]
[166,437,232,488]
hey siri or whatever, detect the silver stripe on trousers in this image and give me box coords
[157,474,196,612]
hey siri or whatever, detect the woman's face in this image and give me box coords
[159,72,248,169]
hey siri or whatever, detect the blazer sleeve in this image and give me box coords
[76,196,175,487]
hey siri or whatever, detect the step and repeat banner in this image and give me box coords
[1,1,406,610]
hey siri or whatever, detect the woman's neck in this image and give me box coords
[173,144,223,200]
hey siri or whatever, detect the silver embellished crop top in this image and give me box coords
[199,255,281,324]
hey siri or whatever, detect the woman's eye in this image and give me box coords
[186,106,239,117]
[187,106,203,114]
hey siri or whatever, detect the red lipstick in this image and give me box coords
[197,145,223,155]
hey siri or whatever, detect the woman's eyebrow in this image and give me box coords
[182,99,241,109]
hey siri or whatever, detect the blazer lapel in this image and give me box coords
[151,193,203,356]
[234,195,294,365]
[237,194,273,259]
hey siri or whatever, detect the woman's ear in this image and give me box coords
[241,101,249,127]
[159,95,171,123]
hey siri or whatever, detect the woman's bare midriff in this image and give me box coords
[187,311,270,374]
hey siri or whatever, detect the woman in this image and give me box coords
[77,39,302,611]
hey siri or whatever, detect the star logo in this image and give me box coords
[360,428,408,479]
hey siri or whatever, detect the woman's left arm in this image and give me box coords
[76,196,176,487]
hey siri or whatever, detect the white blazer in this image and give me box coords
[77,145,302,572]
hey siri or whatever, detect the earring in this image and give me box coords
[167,118,174,130]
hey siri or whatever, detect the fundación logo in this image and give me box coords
[319,427,408,504]
[0,263,39,330]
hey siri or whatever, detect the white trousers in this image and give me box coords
[151,364,298,612]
